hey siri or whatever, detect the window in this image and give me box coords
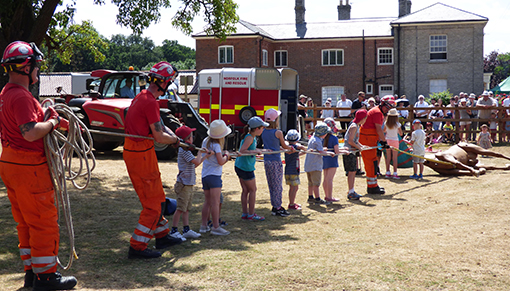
[430,79,447,93]
[262,49,268,66]
[218,45,234,64]
[366,84,374,95]
[322,86,344,104]
[274,50,287,67]
[322,49,344,66]
[379,85,394,96]
[430,35,447,60]
[378,48,393,65]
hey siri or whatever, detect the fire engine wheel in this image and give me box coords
[239,106,257,124]
[155,114,181,160]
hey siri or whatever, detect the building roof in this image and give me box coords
[391,2,488,25]
[194,18,394,40]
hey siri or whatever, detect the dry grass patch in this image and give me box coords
[1,145,510,290]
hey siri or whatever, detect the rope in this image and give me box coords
[389,145,454,167]
[88,129,208,152]
[44,103,96,270]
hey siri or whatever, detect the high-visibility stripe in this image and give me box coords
[33,262,56,274]
[211,104,220,109]
[256,110,264,115]
[131,233,150,243]
[235,105,246,110]
[32,256,56,264]
[199,108,210,114]
[155,224,169,235]
[135,223,154,235]
[23,259,31,266]
[221,109,235,115]
[20,248,31,256]
[264,105,278,111]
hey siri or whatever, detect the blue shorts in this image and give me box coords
[235,166,255,181]
[202,175,222,190]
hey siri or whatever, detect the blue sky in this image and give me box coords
[67,0,509,54]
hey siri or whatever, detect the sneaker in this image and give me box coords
[367,186,385,195]
[315,198,331,205]
[155,234,183,249]
[246,213,265,221]
[199,225,210,233]
[288,203,302,210]
[307,196,316,203]
[356,169,365,176]
[182,229,201,239]
[241,213,248,220]
[220,219,228,226]
[409,174,419,179]
[325,197,340,202]
[392,173,400,179]
[128,247,162,259]
[347,192,363,200]
[170,231,186,242]
[211,226,230,236]
[418,174,423,180]
[272,207,290,217]
[385,171,392,178]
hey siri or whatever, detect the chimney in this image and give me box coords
[295,0,306,24]
[337,0,351,21]
[398,0,412,17]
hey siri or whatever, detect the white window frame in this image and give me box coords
[430,35,447,61]
[322,49,344,66]
[377,47,393,65]
[321,86,345,104]
[218,45,234,64]
[274,50,288,67]
[366,84,374,95]
[262,49,268,66]
[379,84,394,96]
[429,79,447,94]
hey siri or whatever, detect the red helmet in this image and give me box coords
[1,41,44,70]
[380,95,396,108]
[148,61,177,83]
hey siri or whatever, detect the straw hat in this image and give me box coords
[207,120,231,139]
[387,108,399,116]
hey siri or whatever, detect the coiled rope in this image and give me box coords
[43,103,96,270]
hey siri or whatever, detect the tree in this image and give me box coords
[0,0,238,59]
[484,50,510,89]
[102,34,162,71]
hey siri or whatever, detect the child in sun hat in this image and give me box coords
[344,109,368,200]
[170,126,213,241]
[322,117,349,202]
[304,122,335,205]
[409,119,426,180]
[260,108,296,217]
[384,108,403,179]
[284,129,307,210]
[200,120,232,235]
[235,116,268,221]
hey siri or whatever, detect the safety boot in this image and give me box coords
[33,271,77,291]
[155,234,183,249]
[128,247,161,259]
[367,186,385,194]
[24,269,34,288]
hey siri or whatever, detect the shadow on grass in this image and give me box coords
[0,168,311,290]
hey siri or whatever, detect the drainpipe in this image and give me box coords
[397,24,401,96]
[362,30,366,92]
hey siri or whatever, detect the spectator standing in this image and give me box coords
[336,94,352,135]
[467,93,478,141]
[458,98,472,141]
[344,110,368,200]
[351,91,367,117]
[320,99,335,118]
[305,98,315,130]
[413,95,429,121]
[477,91,496,127]
[408,120,426,180]
[503,95,510,142]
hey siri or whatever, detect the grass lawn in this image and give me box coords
[1,144,510,290]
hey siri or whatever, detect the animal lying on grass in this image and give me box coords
[424,142,510,176]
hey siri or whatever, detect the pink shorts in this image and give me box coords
[387,139,399,148]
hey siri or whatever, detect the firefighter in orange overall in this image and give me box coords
[0,41,77,290]
[359,95,394,194]
[124,61,183,259]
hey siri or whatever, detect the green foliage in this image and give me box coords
[428,89,453,104]
[484,51,510,88]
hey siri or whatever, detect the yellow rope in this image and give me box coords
[389,146,454,167]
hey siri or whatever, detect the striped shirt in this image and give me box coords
[176,147,196,185]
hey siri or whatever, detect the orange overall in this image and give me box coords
[359,106,384,190]
[0,146,59,274]
[123,138,170,251]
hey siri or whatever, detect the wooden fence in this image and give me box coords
[302,105,510,143]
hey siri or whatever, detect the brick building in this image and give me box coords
[193,1,488,104]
